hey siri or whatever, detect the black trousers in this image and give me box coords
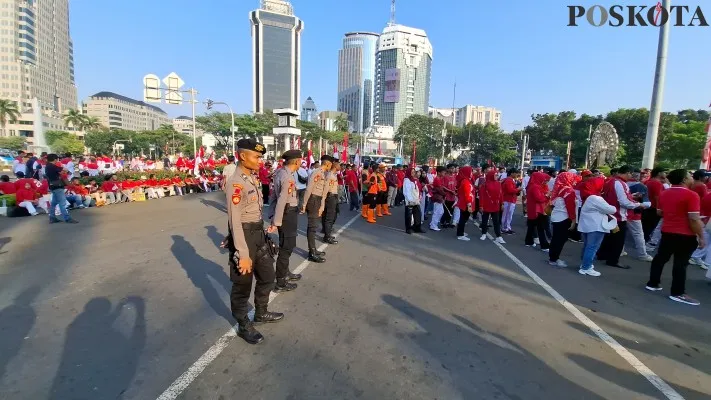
[647,233,698,296]
[305,195,322,251]
[642,208,661,242]
[261,183,270,205]
[377,191,387,205]
[481,211,501,237]
[405,204,422,231]
[597,221,627,266]
[568,208,582,241]
[349,190,359,211]
[549,219,572,261]
[275,207,298,281]
[457,209,471,236]
[442,200,455,225]
[525,214,550,249]
[322,194,338,238]
[395,187,404,206]
[227,223,275,321]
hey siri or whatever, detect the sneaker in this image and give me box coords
[669,294,700,306]
[495,237,506,244]
[480,234,487,241]
[548,259,568,268]
[637,255,654,262]
[621,251,628,257]
[457,235,471,241]
[689,258,700,266]
[526,244,538,248]
[508,230,516,235]
[429,226,441,231]
[578,268,601,277]
[542,248,550,253]
[698,261,710,270]
[534,238,540,245]
[463,232,469,237]
[645,285,663,292]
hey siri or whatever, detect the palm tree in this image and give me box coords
[0,99,21,133]
[63,108,84,130]
[334,114,349,132]
[81,116,102,131]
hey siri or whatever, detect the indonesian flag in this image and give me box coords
[410,141,417,167]
[353,148,361,167]
[306,140,314,168]
[333,143,339,159]
[377,140,382,155]
[198,146,205,159]
[702,136,711,170]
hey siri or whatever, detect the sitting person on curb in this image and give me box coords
[15,181,40,216]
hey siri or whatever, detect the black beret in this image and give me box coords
[281,149,302,161]
[236,138,266,154]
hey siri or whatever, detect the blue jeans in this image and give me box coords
[581,231,606,270]
[50,188,71,221]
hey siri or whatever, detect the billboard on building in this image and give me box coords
[384,68,400,103]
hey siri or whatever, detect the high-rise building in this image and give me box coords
[373,24,432,133]
[301,96,318,123]
[337,32,379,133]
[319,110,348,132]
[250,0,303,114]
[428,107,457,126]
[173,116,204,136]
[0,0,78,141]
[456,105,502,127]
[82,92,171,132]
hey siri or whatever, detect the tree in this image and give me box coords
[0,136,26,151]
[455,123,518,166]
[0,99,20,130]
[63,109,84,130]
[657,120,706,169]
[334,114,349,133]
[394,115,449,163]
[44,130,85,155]
[82,116,103,131]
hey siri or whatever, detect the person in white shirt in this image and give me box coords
[522,169,532,218]
[578,181,617,277]
[13,151,26,177]
[295,161,309,209]
[64,154,75,180]
[403,167,424,234]
[221,155,237,189]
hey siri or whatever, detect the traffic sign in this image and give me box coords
[143,74,161,103]
[163,72,184,89]
[166,91,183,105]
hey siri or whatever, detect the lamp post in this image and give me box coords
[205,99,236,155]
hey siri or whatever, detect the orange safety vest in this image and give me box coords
[367,173,379,195]
[376,172,387,192]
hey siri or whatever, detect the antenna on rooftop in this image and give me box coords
[389,0,396,26]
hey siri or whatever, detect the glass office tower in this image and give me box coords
[337,32,379,133]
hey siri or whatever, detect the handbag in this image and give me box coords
[602,214,618,232]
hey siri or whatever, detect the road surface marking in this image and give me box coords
[483,231,684,400]
[156,214,361,400]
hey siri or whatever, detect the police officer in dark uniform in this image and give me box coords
[322,159,340,244]
[226,138,284,345]
[268,149,303,293]
[301,154,332,263]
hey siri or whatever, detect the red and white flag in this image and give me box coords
[333,143,339,159]
[353,148,361,167]
[410,141,417,167]
[306,140,314,168]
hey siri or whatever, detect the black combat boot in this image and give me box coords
[308,249,326,263]
[323,236,338,244]
[273,279,297,293]
[253,308,284,324]
[287,271,302,281]
[237,319,264,344]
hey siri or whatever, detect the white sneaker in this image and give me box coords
[549,259,568,268]
[526,243,538,248]
[457,236,471,241]
[579,267,601,277]
[495,237,506,244]
[534,238,540,245]
[542,248,550,253]
[30,212,39,216]
[480,234,487,241]
[637,255,654,262]
[463,232,469,237]
[621,251,628,257]
[697,260,710,270]
[430,226,441,231]
[689,258,700,266]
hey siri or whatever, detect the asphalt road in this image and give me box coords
[0,192,709,399]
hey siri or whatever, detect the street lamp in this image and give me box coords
[113,138,132,156]
[205,99,237,155]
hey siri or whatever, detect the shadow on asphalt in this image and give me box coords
[170,235,234,325]
[0,236,10,254]
[199,198,227,214]
[48,296,146,400]
[567,353,709,399]
[0,286,39,380]
[204,225,228,253]
[382,295,605,399]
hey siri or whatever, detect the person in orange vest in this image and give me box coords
[365,167,378,223]
[376,163,391,217]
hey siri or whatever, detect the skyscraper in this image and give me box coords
[337,32,379,133]
[373,24,432,133]
[301,96,318,123]
[0,0,78,140]
[250,0,303,114]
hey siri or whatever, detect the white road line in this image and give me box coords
[483,231,685,400]
[156,214,361,400]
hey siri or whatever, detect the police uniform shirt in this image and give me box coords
[226,168,263,261]
[303,167,328,210]
[270,168,298,226]
[326,171,339,195]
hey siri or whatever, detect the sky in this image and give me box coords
[69,0,710,131]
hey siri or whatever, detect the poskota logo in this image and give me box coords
[568,3,708,26]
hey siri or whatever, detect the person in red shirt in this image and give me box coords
[171,175,184,196]
[501,169,522,234]
[259,162,272,205]
[344,165,360,211]
[395,165,405,206]
[428,166,447,231]
[66,177,90,208]
[479,169,505,243]
[647,169,704,306]
[441,164,458,228]
[525,171,551,249]
[15,181,40,215]
[644,167,667,243]
[0,175,16,195]
[455,166,474,240]
[691,170,709,200]
[101,175,123,204]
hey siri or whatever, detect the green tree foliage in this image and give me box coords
[0,136,26,151]
[44,130,85,155]
[657,120,707,169]
[454,123,518,165]
[0,99,20,128]
[395,115,449,163]
[84,126,197,157]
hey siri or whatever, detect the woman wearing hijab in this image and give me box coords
[403,167,425,234]
[479,169,506,243]
[577,176,614,277]
[455,166,474,241]
[525,171,551,251]
[548,172,578,267]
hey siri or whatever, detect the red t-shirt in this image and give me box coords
[15,188,38,204]
[68,184,88,196]
[396,170,405,188]
[645,179,665,208]
[14,178,35,192]
[101,181,120,192]
[659,187,700,236]
[0,181,17,194]
[146,179,159,187]
[501,177,519,203]
[123,181,135,189]
[443,175,457,202]
[160,178,172,186]
[172,176,182,185]
[691,182,707,200]
[701,194,711,224]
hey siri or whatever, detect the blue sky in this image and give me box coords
[70,0,710,130]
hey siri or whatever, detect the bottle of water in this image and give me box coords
[2,198,6,207]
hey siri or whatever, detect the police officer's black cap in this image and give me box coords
[320,154,333,162]
[236,138,266,154]
[280,149,302,161]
